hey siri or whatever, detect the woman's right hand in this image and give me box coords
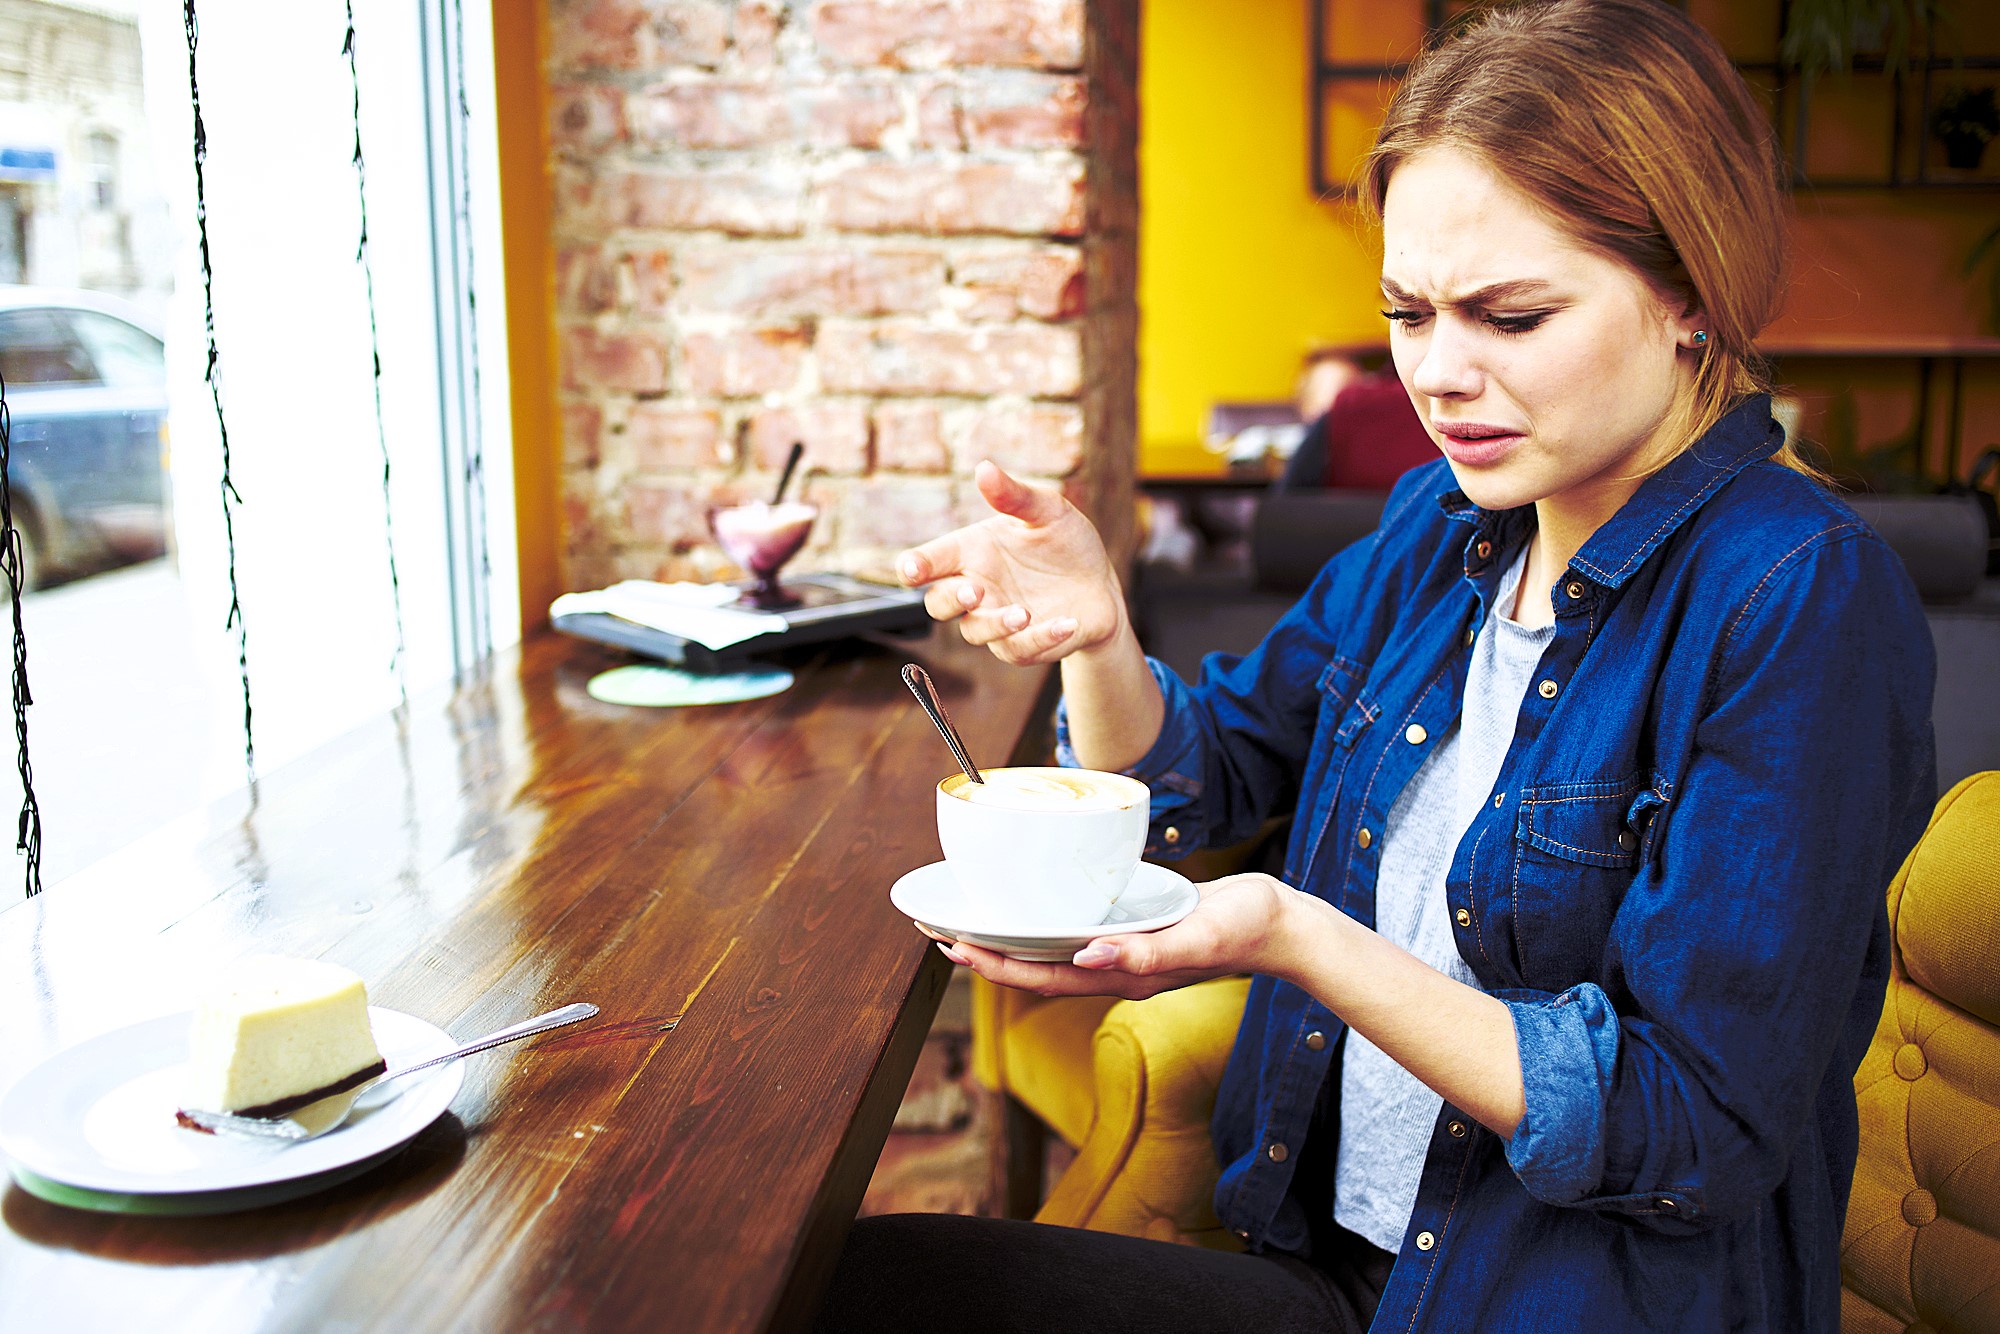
[896,460,1126,667]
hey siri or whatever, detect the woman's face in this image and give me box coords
[1380,147,1700,523]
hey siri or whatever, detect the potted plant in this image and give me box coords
[1933,85,1999,171]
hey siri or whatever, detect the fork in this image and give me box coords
[181,1002,600,1143]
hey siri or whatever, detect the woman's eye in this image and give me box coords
[1381,307,1430,327]
[1485,311,1550,335]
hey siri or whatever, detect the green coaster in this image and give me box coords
[586,664,794,708]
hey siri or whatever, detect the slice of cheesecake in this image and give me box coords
[179,956,386,1122]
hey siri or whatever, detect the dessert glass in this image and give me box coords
[708,501,818,609]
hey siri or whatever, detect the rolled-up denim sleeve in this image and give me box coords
[1499,528,1935,1233]
[1501,985,1619,1207]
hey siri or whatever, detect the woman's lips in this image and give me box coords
[1434,422,1525,468]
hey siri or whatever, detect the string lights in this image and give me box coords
[0,369,43,899]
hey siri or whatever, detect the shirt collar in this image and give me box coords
[1432,395,1781,590]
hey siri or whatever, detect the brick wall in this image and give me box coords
[548,0,1140,592]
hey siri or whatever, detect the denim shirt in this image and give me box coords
[1062,399,1936,1331]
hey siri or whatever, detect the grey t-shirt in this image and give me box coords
[1334,547,1554,1254]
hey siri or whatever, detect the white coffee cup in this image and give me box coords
[935,766,1151,932]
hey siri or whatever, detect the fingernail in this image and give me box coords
[899,555,923,583]
[1073,941,1117,967]
[1048,617,1077,638]
[958,584,979,608]
[1002,607,1029,632]
[936,941,969,965]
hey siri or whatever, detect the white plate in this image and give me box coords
[891,860,1200,962]
[0,1006,462,1198]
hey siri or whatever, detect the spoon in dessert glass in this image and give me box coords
[181,1001,600,1143]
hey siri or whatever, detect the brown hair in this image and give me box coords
[1362,0,1821,479]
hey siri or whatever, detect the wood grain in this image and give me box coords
[0,628,1053,1332]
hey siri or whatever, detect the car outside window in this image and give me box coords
[67,310,164,388]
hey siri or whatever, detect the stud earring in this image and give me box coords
[1691,330,1709,347]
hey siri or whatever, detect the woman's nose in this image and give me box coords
[1410,321,1482,400]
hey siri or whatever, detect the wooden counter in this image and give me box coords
[0,628,1053,1332]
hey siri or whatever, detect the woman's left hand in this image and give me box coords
[930,873,1300,1000]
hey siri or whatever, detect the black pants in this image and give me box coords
[812,1212,1395,1334]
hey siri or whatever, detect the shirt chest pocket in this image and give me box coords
[1293,658,1376,882]
[1506,778,1652,990]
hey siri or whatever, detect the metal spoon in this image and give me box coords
[181,1002,600,1143]
[901,663,984,785]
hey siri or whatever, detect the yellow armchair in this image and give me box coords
[1840,771,2000,1332]
[972,973,1251,1248]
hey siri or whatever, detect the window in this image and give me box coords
[66,309,162,387]
[85,130,118,210]
[0,308,97,385]
[2,0,518,892]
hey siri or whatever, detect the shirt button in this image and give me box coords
[1235,1228,1251,1241]
[1267,1142,1289,1163]
[1657,1197,1677,1211]
[1448,1119,1468,1138]
[1537,679,1559,699]
[1617,829,1638,852]
[1415,1230,1436,1251]
[1475,540,1493,559]
[1405,724,1427,745]
[1463,626,1476,647]
[1565,580,1585,600]
[1454,907,1471,927]
[1357,827,1373,849]
[1305,1030,1327,1051]
[1163,826,1181,845]
[1492,792,1504,808]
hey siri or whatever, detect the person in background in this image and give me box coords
[816,1,1936,1330]
[1280,350,1438,492]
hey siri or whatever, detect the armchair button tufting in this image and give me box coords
[1893,1042,1927,1080]
[1266,1142,1289,1163]
[1902,1189,1937,1227]
[1305,1030,1327,1051]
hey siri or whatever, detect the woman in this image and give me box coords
[818,1,1935,1329]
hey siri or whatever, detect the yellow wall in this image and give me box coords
[1138,0,1388,475]
[492,0,559,634]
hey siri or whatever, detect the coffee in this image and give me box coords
[935,766,1150,931]
[942,767,1144,812]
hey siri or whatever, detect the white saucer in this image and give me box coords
[890,860,1200,962]
[0,1006,462,1203]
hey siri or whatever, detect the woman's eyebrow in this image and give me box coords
[1380,276,1559,306]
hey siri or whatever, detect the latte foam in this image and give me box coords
[946,767,1142,812]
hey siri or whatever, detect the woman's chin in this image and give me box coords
[1442,462,1542,514]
